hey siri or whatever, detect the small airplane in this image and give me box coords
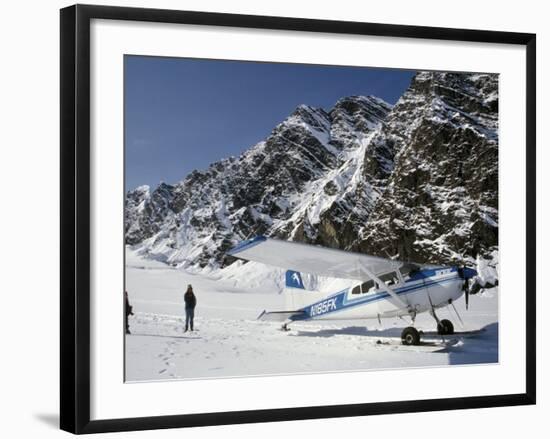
[227,236,478,346]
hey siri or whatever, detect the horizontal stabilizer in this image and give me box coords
[257,310,306,322]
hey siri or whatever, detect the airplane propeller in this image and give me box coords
[457,266,477,310]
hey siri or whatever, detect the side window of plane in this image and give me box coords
[399,266,411,281]
[361,280,376,294]
[351,284,361,295]
[379,271,399,286]
[400,264,420,282]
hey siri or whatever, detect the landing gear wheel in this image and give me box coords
[437,319,454,335]
[401,327,421,346]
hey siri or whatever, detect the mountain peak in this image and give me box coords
[132,184,150,194]
[334,95,392,111]
[329,95,392,149]
[285,104,331,132]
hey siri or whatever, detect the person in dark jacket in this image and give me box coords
[125,290,134,335]
[184,284,197,332]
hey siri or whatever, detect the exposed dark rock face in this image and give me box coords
[125,183,175,245]
[125,72,498,270]
[357,72,498,265]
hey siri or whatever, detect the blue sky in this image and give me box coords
[125,56,415,191]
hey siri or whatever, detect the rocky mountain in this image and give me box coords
[356,72,498,265]
[125,95,392,268]
[125,71,498,272]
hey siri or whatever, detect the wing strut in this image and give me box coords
[359,264,409,309]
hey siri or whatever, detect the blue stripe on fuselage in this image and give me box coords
[406,266,458,282]
[291,272,460,321]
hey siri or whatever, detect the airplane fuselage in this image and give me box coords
[289,267,464,322]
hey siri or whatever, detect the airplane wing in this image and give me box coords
[227,236,412,281]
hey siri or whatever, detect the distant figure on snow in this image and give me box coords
[125,290,134,334]
[184,284,197,332]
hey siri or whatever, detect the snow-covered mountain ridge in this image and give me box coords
[125,72,499,280]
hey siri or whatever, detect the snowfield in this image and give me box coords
[125,249,498,382]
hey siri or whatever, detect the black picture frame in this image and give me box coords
[60,4,536,434]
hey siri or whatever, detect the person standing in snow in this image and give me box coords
[125,290,134,334]
[184,284,197,332]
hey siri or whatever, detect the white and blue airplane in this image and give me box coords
[227,236,477,345]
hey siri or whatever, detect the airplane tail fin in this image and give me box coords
[284,270,319,311]
[285,270,305,289]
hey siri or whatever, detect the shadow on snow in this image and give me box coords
[289,322,499,364]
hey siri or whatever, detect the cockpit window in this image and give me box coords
[378,271,399,286]
[399,264,421,281]
[351,284,361,295]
